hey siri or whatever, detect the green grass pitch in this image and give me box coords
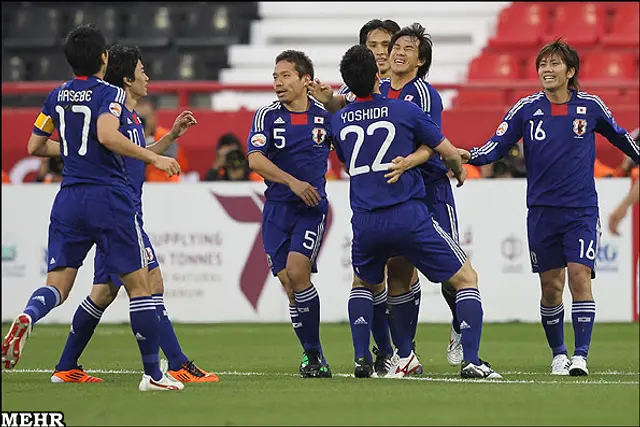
[2,322,638,426]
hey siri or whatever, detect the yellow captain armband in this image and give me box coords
[34,113,55,134]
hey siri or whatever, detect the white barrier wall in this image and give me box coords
[1,179,635,324]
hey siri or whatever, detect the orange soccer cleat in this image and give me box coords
[51,366,104,383]
[167,360,220,383]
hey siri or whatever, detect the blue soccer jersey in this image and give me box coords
[118,108,147,212]
[33,75,129,190]
[468,90,640,208]
[331,93,444,212]
[247,98,332,203]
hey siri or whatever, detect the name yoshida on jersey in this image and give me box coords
[469,90,639,208]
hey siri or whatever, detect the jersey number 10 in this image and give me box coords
[340,121,396,177]
[55,105,91,157]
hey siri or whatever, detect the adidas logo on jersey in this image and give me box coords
[135,332,146,341]
[533,109,544,116]
[127,118,133,124]
[34,296,46,305]
[460,320,471,330]
[49,257,56,265]
[353,316,368,325]
[274,117,285,124]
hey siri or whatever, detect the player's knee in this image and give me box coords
[446,260,478,291]
[119,267,152,298]
[277,269,296,305]
[285,257,311,291]
[89,284,118,309]
[567,263,593,299]
[386,257,414,295]
[370,281,386,295]
[148,268,164,295]
[540,272,565,303]
[352,274,381,292]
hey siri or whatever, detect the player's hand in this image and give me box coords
[608,205,628,236]
[384,156,411,184]
[152,155,181,177]
[453,166,467,188]
[458,149,471,163]
[307,78,334,104]
[169,110,198,139]
[289,179,321,207]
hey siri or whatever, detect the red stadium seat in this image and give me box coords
[601,3,640,48]
[487,3,550,50]
[581,51,638,80]
[467,53,521,81]
[451,90,506,109]
[550,3,607,47]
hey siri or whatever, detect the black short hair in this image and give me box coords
[340,45,378,98]
[217,132,242,151]
[389,23,433,79]
[536,38,580,91]
[63,24,107,77]
[275,50,314,80]
[358,19,401,45]
[104,44,143,88]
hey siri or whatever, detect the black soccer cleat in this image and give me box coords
[299,350,331,378]
[372,346,392,378]
[354,357,374,378]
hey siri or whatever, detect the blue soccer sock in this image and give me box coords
[387,291,414,358]
[540,303,568,356]
[23,285,62,324]
[371,288,393,357]
[129,296,162,380]
[441,283,460,334]
[289,304,306,350]
[410,280,421,343]
[152,293,189,371]
[348,287,373,361]
[455,288,483,365]
[294,285,322,352]
[56,297,104,371]
[572,300,596,358]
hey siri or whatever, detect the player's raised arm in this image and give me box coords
[591,96,640,164]
[146,110,198,155]
[247,108,321,207]
[464,100,526,166]
[307,78,348,114]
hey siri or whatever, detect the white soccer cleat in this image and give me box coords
[460,360,503,379]
[568,355,589,376]
[446,325,463,366]
[139,373,184,391]
[550,354,571,376]
[386,350,422,378]
[1,313,33,369]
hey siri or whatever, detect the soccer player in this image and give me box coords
[49,44,219,384]
[459,39,640,376]
[332,44,501,379]
[310,22,463,374]
[1,25,182,391]
[247,50,333,378]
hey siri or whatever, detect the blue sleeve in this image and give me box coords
[592,98,639,164]
[411,103,445,149]
[32,89,58,137]
[97,85,126,120]
[468,100,525,166]
[330,117,345,163]
[247,108,272,155]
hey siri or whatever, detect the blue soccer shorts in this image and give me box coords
[527,206,601,278]
[93,211,159,285]
[261,199,328,276]
[423,177,460,242]
[47,185,148,277]
[351,199,466,285]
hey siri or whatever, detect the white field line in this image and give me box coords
[2,369,638,385]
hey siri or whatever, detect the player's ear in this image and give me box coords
[566,67,576,79]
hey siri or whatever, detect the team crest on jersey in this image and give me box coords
[573,119,587,137]
[346,92,356,102]
[404,95,414,102]
[495,121,509,136]
[109,102,122,118]
[145,247,154,262]
[312,127,327,145]
[251,133,267,147]
[265,254,273,268]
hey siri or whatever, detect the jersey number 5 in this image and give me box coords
[55,105,91,156]
[340,121,396,177]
